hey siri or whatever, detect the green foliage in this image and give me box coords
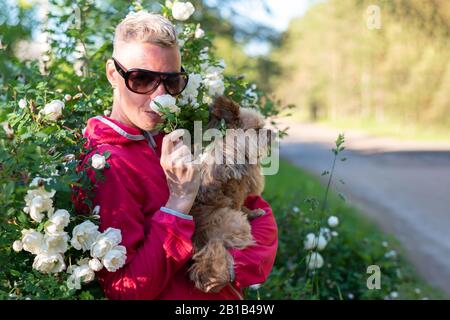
[244,159,443,300]
[0,0,286,299]
[273,0,450,134]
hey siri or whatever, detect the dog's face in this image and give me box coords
[201,96,273,184]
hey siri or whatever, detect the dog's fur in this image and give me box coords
[188,96,270,293]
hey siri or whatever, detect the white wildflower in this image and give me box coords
[71,220,100,252]
[89,258,103,272]
[21,229,44,255]
[43,232,69,254]
[23,186,56,222]
[32,252,65,273]
[306,252,324,270]
[91,154,106,170]
[41,100,64,121]
[249,284,261,290]
[304,233,327,251]
[328,216,339,228]
[178,73,202,106]
[12,240,23,252]
[195,26,205,38]
[172,1,195,21]
[91,228,122,259]
[150,94,180,114]
[390,291,399,299]
[45,209,70,235]
[102,245,127,272]
[18,98,27,109]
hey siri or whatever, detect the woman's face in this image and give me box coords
[106,41,181,131]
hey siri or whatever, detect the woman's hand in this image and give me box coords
[160,129,201,215]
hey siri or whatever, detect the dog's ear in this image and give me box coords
[209,96,240,127]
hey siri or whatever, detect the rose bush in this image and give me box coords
[0,0,288,299]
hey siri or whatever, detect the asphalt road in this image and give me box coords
[278,120,450,296]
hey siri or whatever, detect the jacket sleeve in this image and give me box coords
[85,153,195,300]
[228,195,278,289]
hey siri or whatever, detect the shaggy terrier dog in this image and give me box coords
[188,96,272,293]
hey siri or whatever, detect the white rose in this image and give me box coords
[150,94,180,114]
[42,99,64,121]
[29,196,46,222]
[24,186,55,222]
[102,245,127,272]
[316,235,327,251]
[195,26,205,38]
[66,263,95,289]
[304,233,317,250]
[45,209,70,235]
[328,216,339,228]
[304,233,327,251]
[306,252,324,270]
[89,258,103,272]
[64,94,72,101]
[21,229,44,255]
[44,232,69,254]
[178,73,202,106]
[92,205,100,215]
[32,252,66,273]
[74,264,95,283]
[203,66,225,97]
[90,228,122,259]
[71,220,100,251]
[172,1,195,21]
[18,98,27,109]
[91,154,106,170]
[66,273,81,290]
[249,284,261,290]
[12,240,23,252]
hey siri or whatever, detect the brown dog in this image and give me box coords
[188,96,271,293]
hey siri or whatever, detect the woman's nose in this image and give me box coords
[152,81,167,96]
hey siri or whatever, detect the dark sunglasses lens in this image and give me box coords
[128,71,159,94]
[164,74,188,95]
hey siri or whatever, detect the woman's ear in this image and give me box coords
[105,59,118,88]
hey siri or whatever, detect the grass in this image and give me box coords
[286,109,450,142]
[245,159,445,300]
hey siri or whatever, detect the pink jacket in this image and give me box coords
[73,115,278,300]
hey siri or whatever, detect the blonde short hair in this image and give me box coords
[114,11,178,49]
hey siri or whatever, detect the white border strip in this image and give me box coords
[94,116,146,141]
[160,206,193,220]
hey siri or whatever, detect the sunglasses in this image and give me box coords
[112,57,189,96]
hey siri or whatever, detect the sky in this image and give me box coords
[229,0,313,56]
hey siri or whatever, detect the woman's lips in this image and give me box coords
[145,110,162,122]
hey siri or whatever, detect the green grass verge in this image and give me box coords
[244,160,445,300]
[286,109,450,142]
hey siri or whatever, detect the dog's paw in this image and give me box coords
[189,240,232,293]
[247,208,265,221]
